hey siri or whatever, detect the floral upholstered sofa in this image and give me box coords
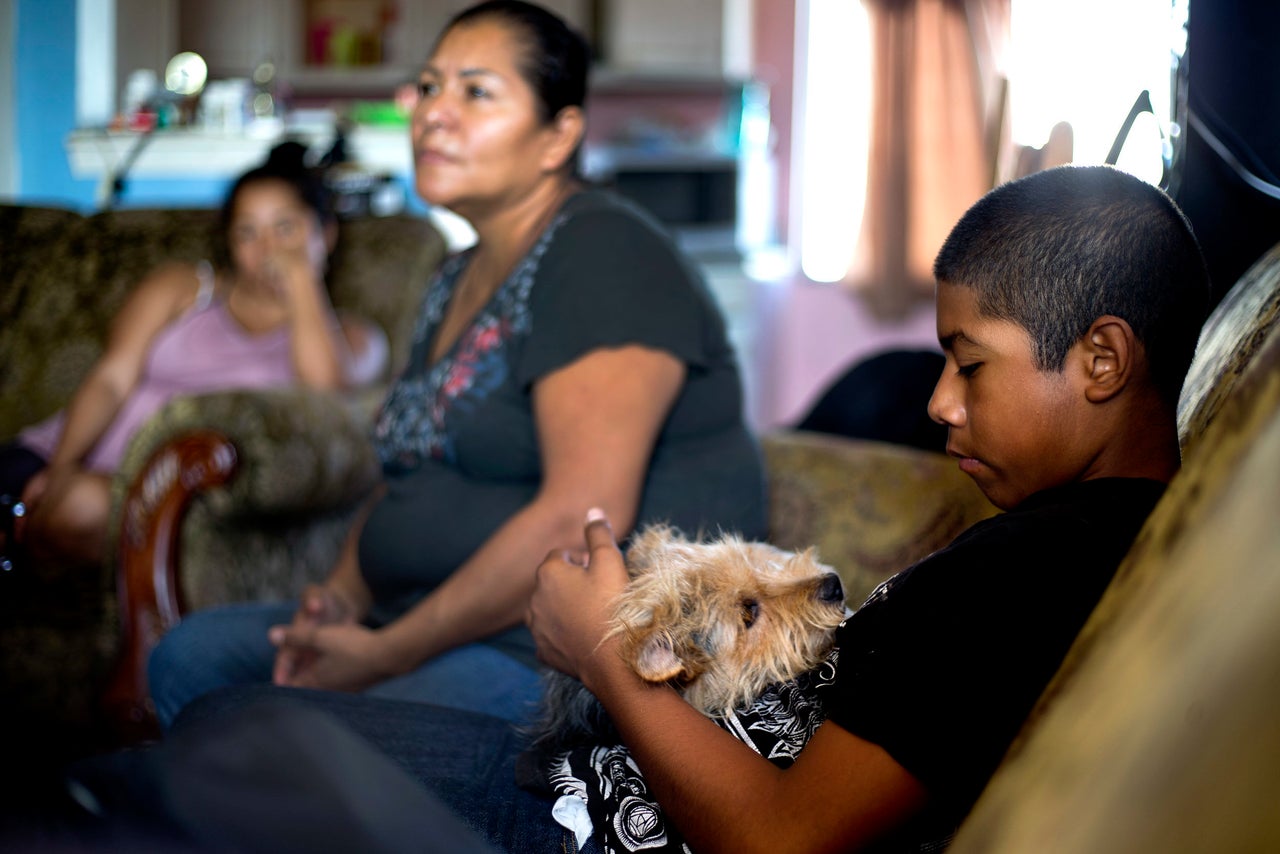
[0,203,448,758]
[7,202,1277,851]
[0,200,1000,765]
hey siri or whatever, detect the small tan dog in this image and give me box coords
[527,524,847,753]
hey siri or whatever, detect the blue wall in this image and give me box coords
[9,3,427,214]
[14,0,96,209]
[11,0,230,211]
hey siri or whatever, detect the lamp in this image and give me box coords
[104,52,208,209]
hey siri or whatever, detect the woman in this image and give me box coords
[147,0,767,727]
[0,142,387,569]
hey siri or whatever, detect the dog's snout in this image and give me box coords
[817,573,844,604]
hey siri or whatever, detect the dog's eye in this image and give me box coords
[742,599,760,628]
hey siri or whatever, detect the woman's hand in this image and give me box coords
[527,508,631,688]
[269,583,370,688]
[18,463,79,539]
[262,242,325,311]
[268,619,400,692]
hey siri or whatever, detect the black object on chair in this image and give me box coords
[796,349,947,454]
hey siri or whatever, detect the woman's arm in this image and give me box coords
[336,314,390,387]
[268,343,685,690]
[41,263,195,474]
[265,245,388,391]
[271,488,381,686]
[529,513,930,854]
[378,342,686,671]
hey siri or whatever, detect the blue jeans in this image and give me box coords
[66,686,592,853]
[148,601,545,730]
[168,685,590,853]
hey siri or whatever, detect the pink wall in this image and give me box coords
[743,0,941,432]
[748,280,939,430]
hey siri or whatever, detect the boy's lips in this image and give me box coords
[948,446,984,475]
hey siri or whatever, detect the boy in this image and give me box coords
[45,166,1210,853]
[526,164,1210,851]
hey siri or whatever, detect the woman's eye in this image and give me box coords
[417,81,438,98]
[276,220,297,239]
[466,84,490,99]
[957,362,982,378]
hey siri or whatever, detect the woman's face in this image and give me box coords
[411,19,566,216]
[227,179,328,283]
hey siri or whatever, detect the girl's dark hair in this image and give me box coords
[440,0,591,123]
[933,165,1211,407]
[216,141,335,269]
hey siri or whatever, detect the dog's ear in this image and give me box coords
[633,632,686,683]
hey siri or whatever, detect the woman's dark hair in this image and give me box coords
[440,0,591,123]
[216,141,335,270]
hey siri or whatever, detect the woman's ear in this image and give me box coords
[1081,315,1136,403]
[540,106,586,173]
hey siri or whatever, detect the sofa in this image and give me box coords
[9,201,1276,851]
[0,200,1002,767]
[0,203,449,759]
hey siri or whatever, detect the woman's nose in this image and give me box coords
[414,94,451,134]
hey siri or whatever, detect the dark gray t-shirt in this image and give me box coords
[360,190,767,664]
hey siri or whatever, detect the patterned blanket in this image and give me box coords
[518,649,839,853]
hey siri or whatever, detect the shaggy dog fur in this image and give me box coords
[526,525,847,754]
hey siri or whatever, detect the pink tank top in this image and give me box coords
[21,263,296,473]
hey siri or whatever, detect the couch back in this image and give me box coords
[0,205,447,440]
[950,241,1280,852]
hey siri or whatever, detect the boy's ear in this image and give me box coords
[1080,315,1136,403]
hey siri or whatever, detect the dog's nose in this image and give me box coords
[817,573,844,604]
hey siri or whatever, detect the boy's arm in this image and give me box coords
[528,513,929,854]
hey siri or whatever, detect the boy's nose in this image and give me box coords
[927,374,964,427]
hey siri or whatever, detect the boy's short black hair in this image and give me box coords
[933,165,1211,407]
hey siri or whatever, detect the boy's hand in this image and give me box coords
[527,508,630,687]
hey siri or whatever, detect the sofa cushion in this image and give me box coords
[1178,241,1280,453]
[761,430,999,606]
[0,205,98,437]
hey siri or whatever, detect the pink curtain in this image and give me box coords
[845,0,1010,318]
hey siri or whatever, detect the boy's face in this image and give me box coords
[928,281,1090,510]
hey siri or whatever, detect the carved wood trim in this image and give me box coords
[100,430,238,742]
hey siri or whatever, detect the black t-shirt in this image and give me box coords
[823,477,1165,846]
[359,190,767,663]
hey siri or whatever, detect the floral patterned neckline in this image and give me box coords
[372,194,579,470]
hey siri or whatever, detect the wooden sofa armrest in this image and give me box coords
[98,387,382,741]
[101,430,238,740]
